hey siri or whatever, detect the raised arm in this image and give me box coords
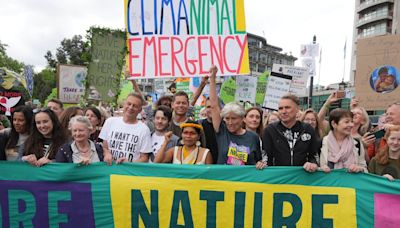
[208,66,221,133]
[190,77,208,106]
[154,132,174,163]
[318,91,339,131]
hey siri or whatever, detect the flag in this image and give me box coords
[24,65,34,97]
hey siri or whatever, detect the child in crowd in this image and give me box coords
[368,125,400,181]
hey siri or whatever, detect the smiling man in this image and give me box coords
[262,94,318,172]
[99,93,152,165]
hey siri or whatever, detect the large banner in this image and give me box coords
[57,64,87,104]
[355,35,400,110]
[0,162,399,227]
[125,0,250,78]
[87,29,126,103]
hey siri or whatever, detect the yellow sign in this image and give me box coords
[110,175,356,227]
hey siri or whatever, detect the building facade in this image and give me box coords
[350,0,400,82]
[247,33,297,74]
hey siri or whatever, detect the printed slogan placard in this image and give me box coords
[124,0,250,78]
[0,163,399,227]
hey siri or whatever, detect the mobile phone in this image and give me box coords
[372,129,385,139]
[336,90,345,99]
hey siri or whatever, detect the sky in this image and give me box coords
[0,0,355,86]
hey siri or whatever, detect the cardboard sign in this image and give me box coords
[57,64,87,103]
[235,75,257,103]
[355,35,400,110]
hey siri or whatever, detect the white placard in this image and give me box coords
[272,64,309,96]
[301,58,316,78]
[235,76,257,104]
[263,73,292,110]
[300,44,319,58]
[58,65,87,103]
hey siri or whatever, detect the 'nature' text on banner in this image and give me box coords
[124,0,250,78]
[1,162,399,227]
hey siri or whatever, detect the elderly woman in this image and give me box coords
[56,116,103,164]
[209,66,262,165]
[154,120,212,164]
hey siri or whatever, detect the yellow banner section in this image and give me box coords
[110,175,356,228]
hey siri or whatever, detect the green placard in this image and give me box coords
[220,77,236,104]
[87,29,126,103]
[256,71,270,105]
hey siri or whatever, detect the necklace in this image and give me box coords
[180,146,199,164]
[76,142,91,155]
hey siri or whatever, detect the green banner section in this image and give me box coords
[0,162,399,227]
[256,71,269,106]
[87,29,126,103]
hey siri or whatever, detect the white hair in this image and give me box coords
[68,116,93,131]
[220,102,245,118]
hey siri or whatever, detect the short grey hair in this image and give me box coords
[68,116,93,131]
[220,102,245,118]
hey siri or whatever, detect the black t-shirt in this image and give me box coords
[42,138,53,158]
[200,119,219,164]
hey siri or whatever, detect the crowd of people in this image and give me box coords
[0,66,399,181]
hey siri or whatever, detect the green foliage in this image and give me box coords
[0,40,25,73]
[44,35,91,68]
[33,68,56,103]
[44,88,57,106]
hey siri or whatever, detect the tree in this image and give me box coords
[0,40,24,73]
[45,35,90,68]
[32,68,56,103]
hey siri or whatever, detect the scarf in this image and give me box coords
[327,131,356,169]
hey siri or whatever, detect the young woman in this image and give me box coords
[320,109,367,173]
[263,111,279,128]
[154,121,212,164]
[243,107,263,137]
[368,125,400,181]
[56,116,103,164]
[0,106,33,161]
[84,107,103,143]
[20,109,66,166]
[301,109,323,139]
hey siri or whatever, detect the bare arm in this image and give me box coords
[209,66,221,132]
[130,79,149,106]
[135,153,149,162]
[102,140,113,165]
[190,77,208,106]
[154,132,174,163]
[205,151,213,164]
[318,91,338,131]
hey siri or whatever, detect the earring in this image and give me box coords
[180,139,185,145]
[196,141,201,147]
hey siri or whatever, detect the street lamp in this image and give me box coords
[308,35,316,108]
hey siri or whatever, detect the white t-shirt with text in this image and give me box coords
[99,117,152,162]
